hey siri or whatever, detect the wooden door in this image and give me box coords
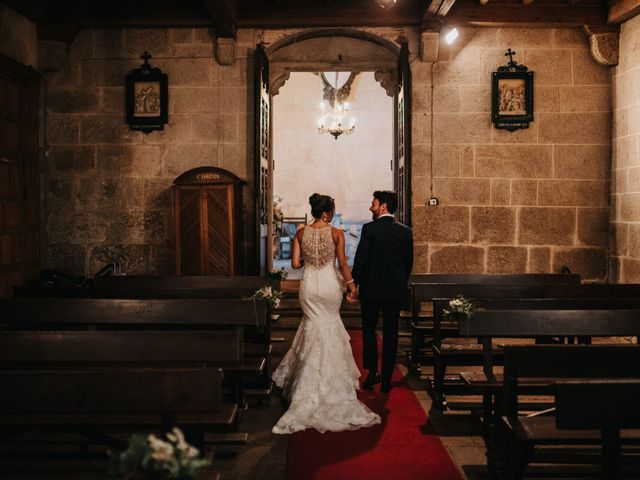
[175,186,202,275]
[254,43,271,275]
[395,41,412,226]
[0,54,40,297]
[203,185,234,275]
[174,183,236,276]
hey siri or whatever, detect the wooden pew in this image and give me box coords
[498,345,640,480]
[453,307,640,414]
[555,380,640,480]
[13,275,271,299]
[0,330,249,459]
[0,297,270,402]
[11,278,276,399]
[423,285,640,407]
[407,274,581,369]
[0,367,226,448]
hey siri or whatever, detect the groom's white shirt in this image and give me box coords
[377,214,394,220]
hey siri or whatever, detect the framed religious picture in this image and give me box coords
[126,52,168,133]
[491,49,534,131]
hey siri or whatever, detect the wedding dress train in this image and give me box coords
[272,226,381,434]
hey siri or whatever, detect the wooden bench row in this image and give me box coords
[411,281,640,408]
[497,345,640,480]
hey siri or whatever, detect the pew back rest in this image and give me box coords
[14,275,272,299]
[0,367,223,413]
[459,309,640,338]
[409,273,581,285]
[0,329,242,364]
[502,345,640,416]
[0,298,268,328]
[555,380,640,430]
[479,297,640,310]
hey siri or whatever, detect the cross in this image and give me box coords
[504,48,516,65]
[140,51,152,67]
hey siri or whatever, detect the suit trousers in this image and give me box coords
[361,299,402,384]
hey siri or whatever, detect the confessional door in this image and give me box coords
[174,184,237,276]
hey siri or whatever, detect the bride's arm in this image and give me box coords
[334,229,357,296]
[291,229,304,269]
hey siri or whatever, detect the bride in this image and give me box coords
[272,193,381,434]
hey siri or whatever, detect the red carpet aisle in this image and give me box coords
[285,330,462,480]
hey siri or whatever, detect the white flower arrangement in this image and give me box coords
[252,285,283,309]
[109,427,210,479]
[442,295,474,321]
[267,267,288,282]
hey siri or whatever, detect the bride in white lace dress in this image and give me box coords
[272,194,381,434]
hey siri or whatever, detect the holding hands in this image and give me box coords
[345,279,359,303]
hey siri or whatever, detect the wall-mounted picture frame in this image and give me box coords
[126,52,168,133]
[491,50,534,132]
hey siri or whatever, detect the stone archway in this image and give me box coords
[265,28,401,97]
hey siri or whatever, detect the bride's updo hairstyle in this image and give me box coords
[309,193,335,219]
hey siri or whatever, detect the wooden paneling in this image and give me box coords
[0,54,40,298]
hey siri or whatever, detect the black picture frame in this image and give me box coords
[491,70,534,132]
[126,53,168,133]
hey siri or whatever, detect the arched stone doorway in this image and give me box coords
[253,29,411,274]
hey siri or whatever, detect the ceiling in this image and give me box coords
[0,0,618,41]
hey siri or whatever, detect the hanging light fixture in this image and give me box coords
[317,72,356,140]
[376,0,397,8]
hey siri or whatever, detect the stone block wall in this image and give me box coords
[612,15,640,282]
[0,5,38,67]
[43,28,257,275]
[411,27,612,281]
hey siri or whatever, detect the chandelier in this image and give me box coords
[317,72,356,140]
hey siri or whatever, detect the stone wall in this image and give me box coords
[0,5,38,67]
[38,25,613,278]
[44,28,257,275]
[611,15,640,282]
[411,27,611,281]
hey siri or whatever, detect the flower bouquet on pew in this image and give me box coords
[109,427,211,480]
[266,267,288,284]
[442,295,474,322]
[252,285,283,310]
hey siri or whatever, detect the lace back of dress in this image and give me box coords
[301,227,335,269]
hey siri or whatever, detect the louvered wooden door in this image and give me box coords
[0,55,40,297]
[174,185,235,275]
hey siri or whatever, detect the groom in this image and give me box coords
[351,191,413,393]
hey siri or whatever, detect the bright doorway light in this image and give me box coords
[444,28,459,45]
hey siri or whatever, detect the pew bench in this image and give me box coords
[0,297,272,403]
[408,274,582,370]
[0,367,233,447]
[498,346,640,480]
[5,290,271,401]
[428,291,640,409]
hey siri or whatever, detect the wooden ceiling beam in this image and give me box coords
[203,0,237,38]
[609,0,640,24]
[236,4,422,28]
[445,3,608,28]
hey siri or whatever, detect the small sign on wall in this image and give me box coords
[126,51,168,133]
[491,49,534,132]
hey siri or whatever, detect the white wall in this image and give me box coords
[273,72,393,222]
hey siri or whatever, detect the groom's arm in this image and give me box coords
[352,223,372,285]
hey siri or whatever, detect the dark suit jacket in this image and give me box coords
[352,216,413,302]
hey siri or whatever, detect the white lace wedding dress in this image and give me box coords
[272,226,381,434]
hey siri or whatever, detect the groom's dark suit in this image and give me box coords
[352,215,413,386]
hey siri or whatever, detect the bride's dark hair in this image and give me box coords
[309,193,335,219]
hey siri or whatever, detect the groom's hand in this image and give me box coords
[346,289,359,303]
